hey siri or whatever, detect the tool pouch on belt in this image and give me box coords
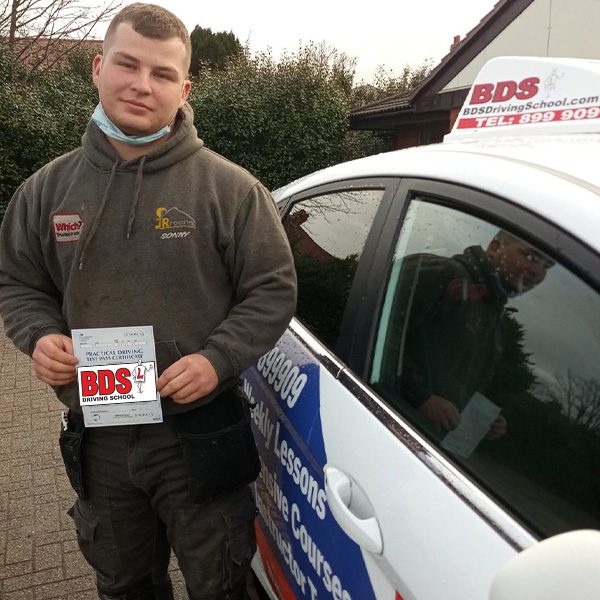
[58,410,86,499]
[174,383,260,504]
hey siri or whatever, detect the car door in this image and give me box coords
[329,178,600,599]
[244,178,401,600]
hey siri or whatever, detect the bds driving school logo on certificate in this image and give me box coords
[78,360,156,404]
[72,326,163,427]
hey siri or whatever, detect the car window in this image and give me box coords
[370,197,600,537]
[283,188,384,349]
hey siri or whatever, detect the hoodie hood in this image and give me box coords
[453,245,509,302]
[82,102,203,174]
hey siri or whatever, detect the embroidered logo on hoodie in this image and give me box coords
[52,214,83,243]
[155,207,196,240]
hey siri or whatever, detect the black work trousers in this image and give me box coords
[66,411,257,600]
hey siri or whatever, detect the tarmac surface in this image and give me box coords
[0,323,188,599]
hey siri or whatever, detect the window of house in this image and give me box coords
[370,197,600,537]
[283,188,384,350]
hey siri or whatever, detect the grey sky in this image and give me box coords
[95,0,499,82]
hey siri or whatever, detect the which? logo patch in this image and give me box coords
[52,214,83,243]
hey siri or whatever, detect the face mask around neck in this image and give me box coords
[92,103,171,146]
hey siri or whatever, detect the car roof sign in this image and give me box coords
[446,56,600,140]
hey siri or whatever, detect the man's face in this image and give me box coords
[92,23,191,136]
[488,239,553,294]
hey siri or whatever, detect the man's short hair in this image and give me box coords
[104,3,191,73]
[491,230,520,247]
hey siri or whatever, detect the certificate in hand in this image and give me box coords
[440,392,500,459]
[72,326,163,427]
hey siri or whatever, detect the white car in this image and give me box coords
[245,57,600,600]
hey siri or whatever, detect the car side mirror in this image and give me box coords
[490,530,600,600]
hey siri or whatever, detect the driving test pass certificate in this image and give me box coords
[72,326,163,427]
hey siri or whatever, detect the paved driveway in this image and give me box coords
[0,324,188,599]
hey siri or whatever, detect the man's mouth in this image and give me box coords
[123,100,152,111]
[520,275,540,290]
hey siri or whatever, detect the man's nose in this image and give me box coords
[130,71,152,94]
[527,262,547,283]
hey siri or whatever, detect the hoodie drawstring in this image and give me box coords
[78,155,146,270]
[127,156,146,240]
[78,160,118,270]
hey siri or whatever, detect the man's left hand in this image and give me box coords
[157,354,218,404]
[487,415,508,440]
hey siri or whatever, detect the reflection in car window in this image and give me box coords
[284,188,384,349]
[370,198,600,537]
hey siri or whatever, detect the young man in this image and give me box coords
[397,231,552,438]
[0,4,297,599]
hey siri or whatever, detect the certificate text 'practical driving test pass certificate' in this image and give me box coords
[72,326,163,427]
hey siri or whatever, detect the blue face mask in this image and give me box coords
[92,103,171,146]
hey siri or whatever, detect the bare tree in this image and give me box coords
[0,0,120,72]
[542,370,600,433]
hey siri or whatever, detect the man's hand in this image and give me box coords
[156,354,218,404]
[418,394,461,431]
[487,414,508,440]
[32,334,78,386]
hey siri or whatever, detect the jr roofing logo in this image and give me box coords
[155,207,196,239]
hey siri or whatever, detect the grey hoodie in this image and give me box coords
[0,104,297,414]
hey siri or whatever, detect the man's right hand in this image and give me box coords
[32,334,78,386]
[418,394,461,431]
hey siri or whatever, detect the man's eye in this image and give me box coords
[526,253,547,265]
[519,250,535,261]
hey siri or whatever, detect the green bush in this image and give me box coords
[0,49,97,220]
[189,46,352,190]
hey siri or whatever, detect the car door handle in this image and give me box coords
[324,466,383,554]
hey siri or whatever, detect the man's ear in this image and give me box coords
[486,239,501,263]
[92,55,103,89]
[179,79,191,107]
